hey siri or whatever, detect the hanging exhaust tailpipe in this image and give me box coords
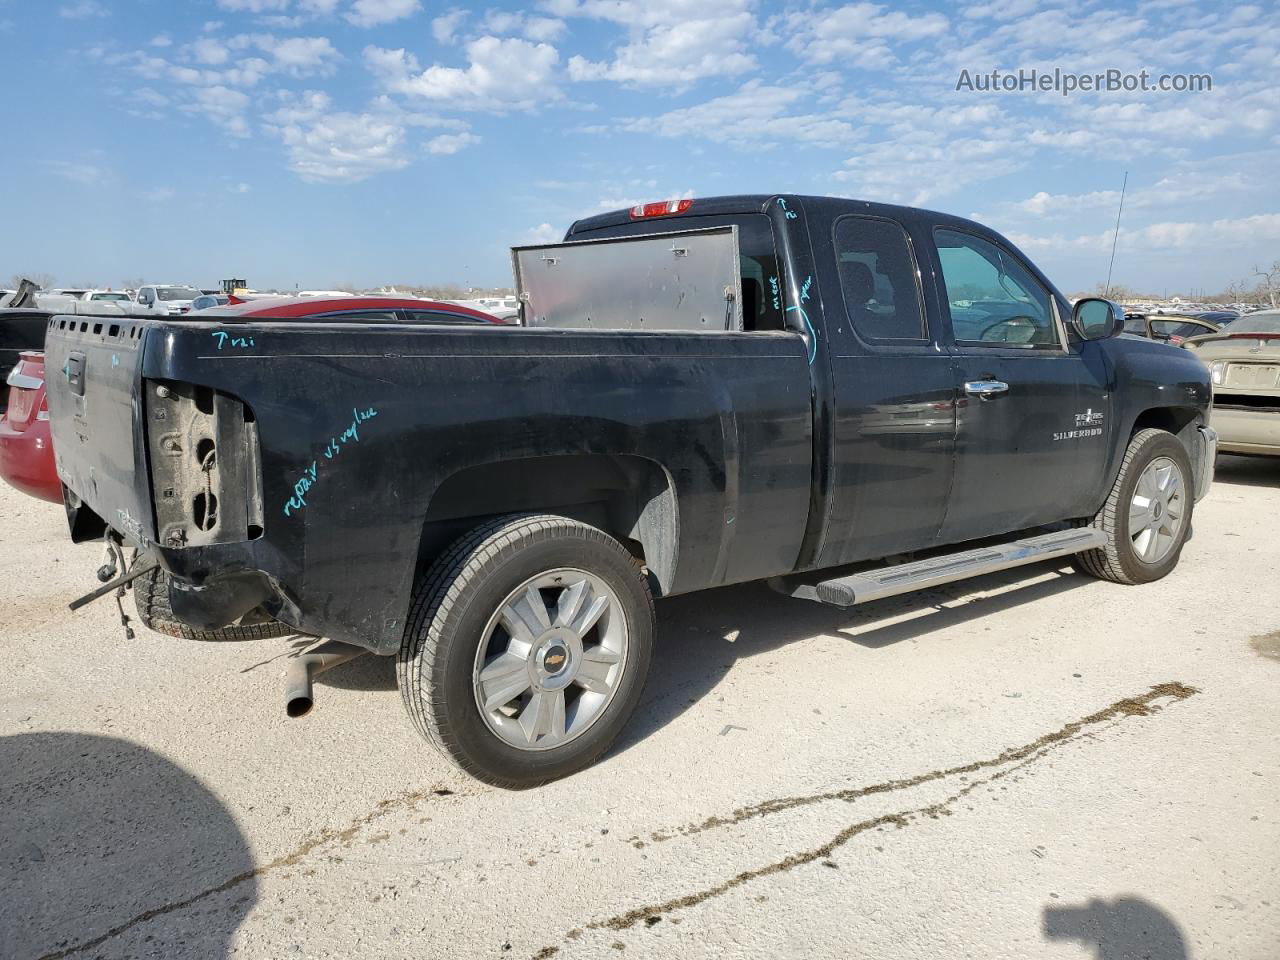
[285,640,367,718]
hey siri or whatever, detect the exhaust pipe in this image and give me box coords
[285,640,367,718]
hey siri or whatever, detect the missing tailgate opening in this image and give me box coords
[146,380,264,547]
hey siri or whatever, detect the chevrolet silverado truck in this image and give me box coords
[43,194,1217,788]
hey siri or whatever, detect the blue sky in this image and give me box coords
[1,0,1277,294]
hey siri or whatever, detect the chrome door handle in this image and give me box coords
[964,379,1009,397]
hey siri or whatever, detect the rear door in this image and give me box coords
[929,228,1110,543]
[816,214,956,566]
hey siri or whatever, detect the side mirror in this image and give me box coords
[1071,297,1124,340]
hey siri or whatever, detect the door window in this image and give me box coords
[934,230,1059,347]
[833,216,926,341]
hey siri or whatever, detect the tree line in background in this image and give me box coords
[1088,258,1280,307]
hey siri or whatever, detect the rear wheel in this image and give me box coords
[398,514,654,788]
[1073,428,1194,585]
[132,563,293,641]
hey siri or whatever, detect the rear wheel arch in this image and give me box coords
[415,454,679,596]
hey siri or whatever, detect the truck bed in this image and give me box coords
[43,314,815,652]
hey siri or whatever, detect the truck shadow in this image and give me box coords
[0,732,256,959]
[611,560,1085,755]
[1043,895,1188,959]
[1214,453,1280,488]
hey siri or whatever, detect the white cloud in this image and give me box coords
[1010,213,1280,255]
[134,87,169,108]
[346,0,421,28]
[259,35,343,74]
[192,37,230,65]
[232,182,253,194]
[47,160,107,185]
[835,137,1024,206]
[482,11,567,42]
[264,92,413,182]
[366,37,561,111]
[622,80,855,147]
[183,85,253,137]
[432,9,467,43]
[524,223,562,244]
[559,0,756,88]
[784,2,948,66]
[216,0,291,11]
[425,131,481,154]
[58,1,109,19]
[150,34,172,48]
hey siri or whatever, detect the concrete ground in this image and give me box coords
[2,456,1278,960]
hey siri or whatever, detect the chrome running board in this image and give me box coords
[776,528,1107,608]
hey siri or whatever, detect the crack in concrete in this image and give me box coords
[35,784,468,960]
[641,681,1197,845]
[540,681,1197,955]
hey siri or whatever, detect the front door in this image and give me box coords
[930,228,1111,544]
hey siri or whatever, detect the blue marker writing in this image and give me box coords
[787,274,817,365]
[212,331,256,351]
[283,461,318,517]
[283,406,381,516]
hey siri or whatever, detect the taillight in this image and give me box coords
[629,198,694,219]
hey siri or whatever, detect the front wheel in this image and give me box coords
[398,514,655,788]
[1073,427,1194,585]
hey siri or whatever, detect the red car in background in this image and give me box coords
[0,351,60,502]
[0,297,507,505]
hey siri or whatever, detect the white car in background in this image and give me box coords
[34,289,150,316]
[135,284,202,315]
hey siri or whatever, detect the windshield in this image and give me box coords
[90,292,131,301]
[157,287,199,301]
[1231,313,1280,334]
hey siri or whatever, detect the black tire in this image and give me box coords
[133,564,294,641]
[397,514,655,789]
[1073,427,1195,585]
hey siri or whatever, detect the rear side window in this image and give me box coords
[569,214,785,332]
[1150,319,1210,339]
[312,310,399,321]
[402,310,488,325]
[934,230,1058,347]
[833,216,926,341]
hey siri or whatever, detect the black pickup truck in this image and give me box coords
[44,194,1216,787]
